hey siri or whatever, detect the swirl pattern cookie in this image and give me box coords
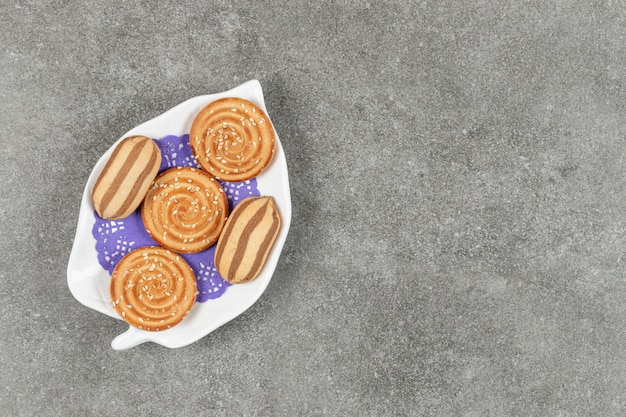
[110,246,197,331]
[190,97,276,181]
[142,167,229,254]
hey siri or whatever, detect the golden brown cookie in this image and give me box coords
[141,167,229,254]
[190,97,276,181]
[110,246,197,331]
[214,196,281,284]
[92,136,161,220]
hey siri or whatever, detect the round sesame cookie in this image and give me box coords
[141,167,229,254]
[110,246,197,331]
[190,97,276,181]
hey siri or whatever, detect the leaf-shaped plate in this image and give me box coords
[67,80,291,350]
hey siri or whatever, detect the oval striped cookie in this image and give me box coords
[92,136,161,220]
[214,196,281,284]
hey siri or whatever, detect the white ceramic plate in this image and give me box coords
[67,80,291,350]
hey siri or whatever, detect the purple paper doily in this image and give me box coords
[92,134,260,302]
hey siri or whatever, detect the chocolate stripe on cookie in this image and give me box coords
[92,139,125,197]
[99,138,148,216]
[213,198,256,269]
[215,196,281,284]
[244,206,280,282]
[227,199,269,281]
[110,144,159,219]
[92,136,162,220]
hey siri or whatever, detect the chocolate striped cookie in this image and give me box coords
[92,136,161,220]
[214,196,281,284]
[190,97,276,182]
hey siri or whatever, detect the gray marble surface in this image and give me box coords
[1,1,625,416]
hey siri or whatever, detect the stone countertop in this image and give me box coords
[1,1,625,416]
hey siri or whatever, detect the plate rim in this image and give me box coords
[66,79,292,350]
